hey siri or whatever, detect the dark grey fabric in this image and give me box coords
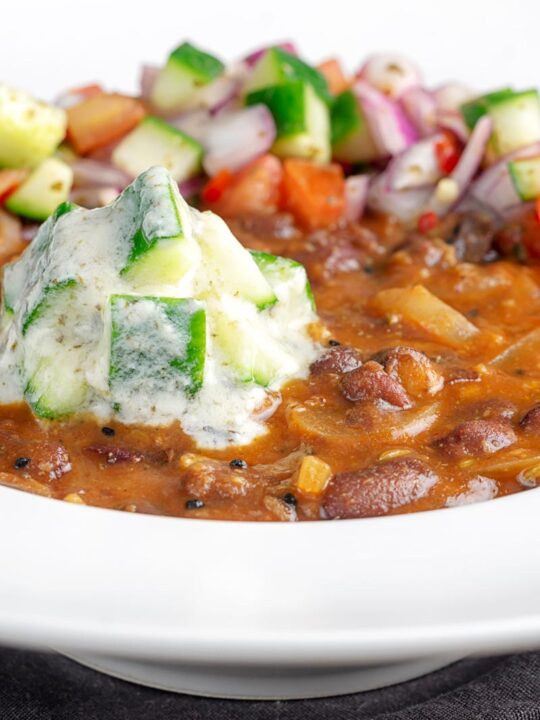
[0,647,539,719]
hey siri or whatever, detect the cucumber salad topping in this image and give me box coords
[0,166,320,447]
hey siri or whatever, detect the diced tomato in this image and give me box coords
[66,93,146,155]
[521,208,540,258]
[66,83,103,101]
[201,169,233,204]
[0,208,25,264]
[0,169,28,203]
[316,59,349,95]
[417,211,438,234]
[203,155,283,216]
[435,131,461,175]
[281,159,345,230]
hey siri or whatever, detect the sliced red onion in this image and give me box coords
[70,158,132,188]
[197,73,243,115]
[202,104,276,176]
[388,135,444,191]
[434,83,476,112]
[344,175,370,221]
[436,110,470,143]
[140,64,159,101]
[470,142,540,214]
[400,87,437,137]
[168,109,212,142]
[357,54,421,99]
[354,79,418,157]
[70,186,120,208]
[244,42,298,67]
[367,171,432,222]
[428,115,493,215]
[178,175,206,199]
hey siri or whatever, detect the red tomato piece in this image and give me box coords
[282,158,345,230]
[203,155,283,216]
[316,59,349,95]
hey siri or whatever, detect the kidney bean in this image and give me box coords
[339,361,411,408]
[520,404,540,433]
[323,457,438,519]
[434,420,517,458]
[373,346,443,398]
[310,345,362,376]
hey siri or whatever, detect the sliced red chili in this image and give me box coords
[417,211,438,234]
[435,131,461,175]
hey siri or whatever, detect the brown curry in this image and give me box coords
[1,208,540,520]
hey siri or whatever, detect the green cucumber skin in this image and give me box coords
[141,116,203,154]
[271,48,332,105]
[53,200,77,220]
[508,156,540,201]
[250,250,316,312]
[169,42,224,82]
[246,82,309,138]
[110,295,206,397]
[461,87,514,129]
[22,279,77,335]
[331,90,362,145]
[120,168,184,275]
[247,47,332,105]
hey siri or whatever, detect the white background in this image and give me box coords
[1,0,538,99]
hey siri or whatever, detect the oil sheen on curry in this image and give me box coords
[2,42,540,520]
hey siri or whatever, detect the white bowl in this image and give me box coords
[1,484,540,698]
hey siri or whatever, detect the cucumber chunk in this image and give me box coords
[5,158,73,221]
[25,355,88,419]
[246,81,330,163]
[509,156,540,200]
[331,89,378,163]
[195,211,276,308]
[151,42,224,113]
[119,166,200,286]
[212,309,296,386]
[461,88,514,129]
[22,280,87,419]
[243,48,331,104]
[250,251,315,311]
[22,279,77,334]
[0,84,67,168]
[488,90,540,156]
[110,295,206,401]
[112,116,203,184]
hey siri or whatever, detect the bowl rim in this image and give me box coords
[1,483,539,665]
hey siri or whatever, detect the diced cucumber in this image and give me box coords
[195,211,276,308]
[331,89,378,163]
[250,251,315,311]
[509,156,540,200]
[112,116,203,184]
[212,309,296,386]
[488,90,540,156]
[461,88,514,129]
[22,279,77,335]
[25,354,88,419]
[246,81,331,163]
[151,42,224,113]
[243,47,331,104]
[119,166,200,286]
[110,295,206,400]
[0,84,66,168]
[22,280,87,419]
[5,158,73,221]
